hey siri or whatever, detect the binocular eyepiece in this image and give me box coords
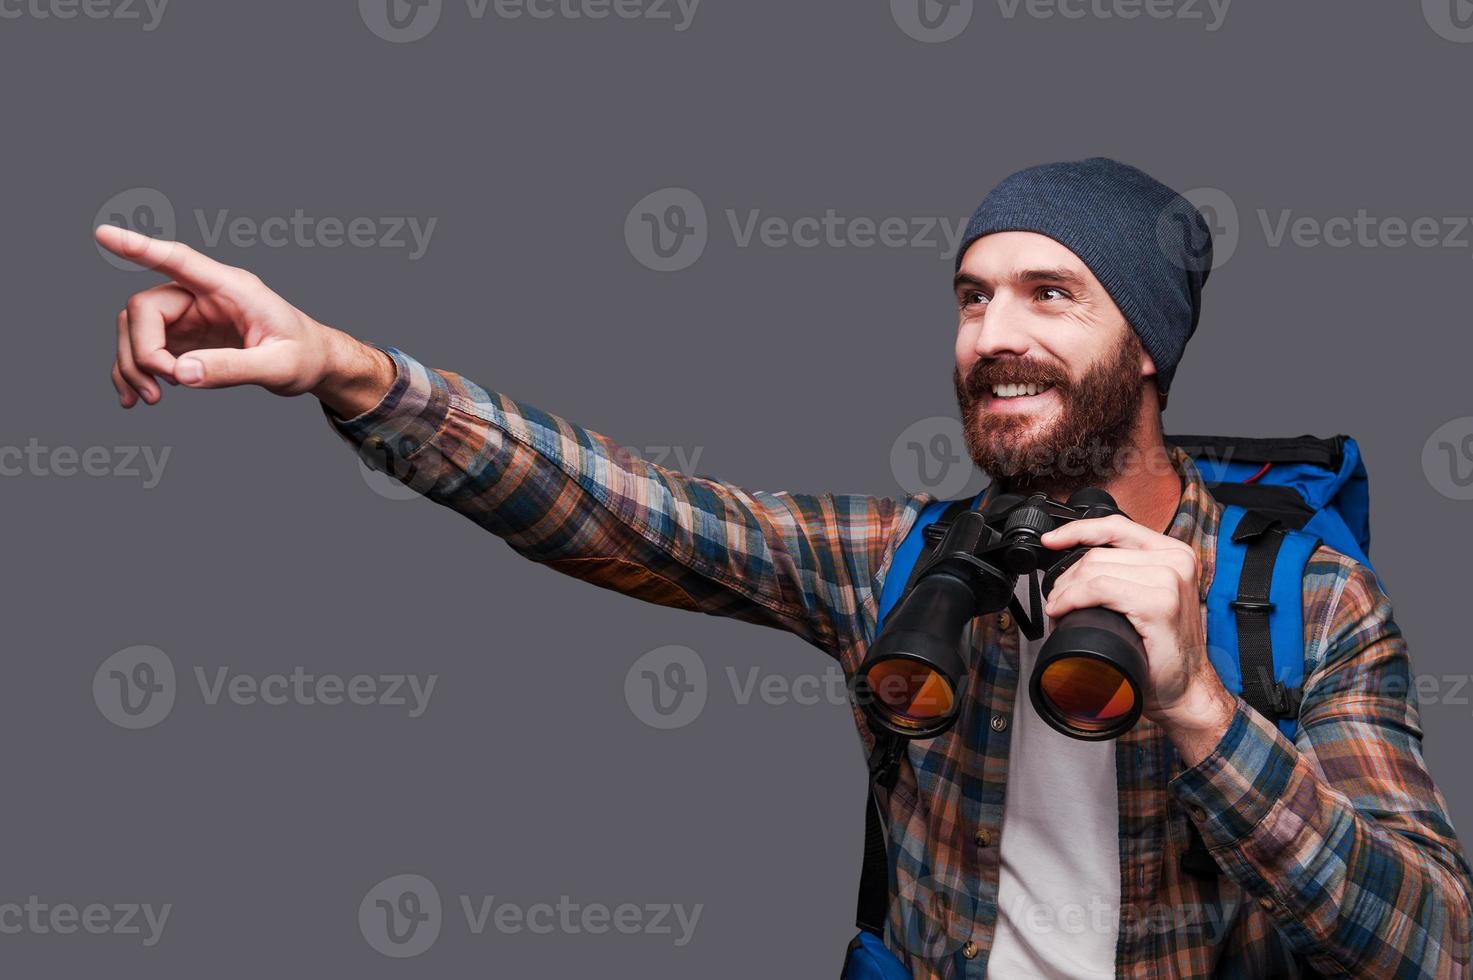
[852,487,1148,742]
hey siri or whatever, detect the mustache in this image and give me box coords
[957,360,1068,400]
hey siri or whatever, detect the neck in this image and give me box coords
[1095,439,1182,535]
[1103,392,1182,534]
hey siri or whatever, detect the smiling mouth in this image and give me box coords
[988,382,1055,400]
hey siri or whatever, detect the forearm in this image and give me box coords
[1172,703,1471,976]
[319,344,897,654]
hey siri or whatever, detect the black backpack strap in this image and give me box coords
[1181,508,1301,880]
[1230,510,1302,721]
[856,737,902,936]
[855,495,974,936]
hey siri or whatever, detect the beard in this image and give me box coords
[953,329,1147,501]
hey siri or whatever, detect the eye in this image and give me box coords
[959,290,989,310]
[1037,286,1071,302]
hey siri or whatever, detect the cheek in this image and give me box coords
[955,324,977,369]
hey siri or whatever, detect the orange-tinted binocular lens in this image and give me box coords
[1036,656,1139,736]
[862,659,958,733]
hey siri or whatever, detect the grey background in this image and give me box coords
[5,0,1473,974]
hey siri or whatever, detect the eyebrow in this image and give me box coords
[952,268,1090,293]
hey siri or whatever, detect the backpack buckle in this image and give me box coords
[866,735,903,790]
[1228,598,1275,613]
[1268,682,1302,719]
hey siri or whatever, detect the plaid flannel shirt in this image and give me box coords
[323,345,1473,978]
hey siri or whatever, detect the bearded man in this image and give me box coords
[98,157,1472,978]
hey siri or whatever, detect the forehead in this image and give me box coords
[956,230,1094,283]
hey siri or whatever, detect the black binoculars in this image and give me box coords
[852,487,1148,742]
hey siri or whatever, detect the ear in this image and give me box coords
[1139,349,1166,411]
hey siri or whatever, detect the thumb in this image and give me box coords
[174,345,296,390]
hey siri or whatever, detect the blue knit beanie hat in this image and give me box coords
[955,157,1212,398]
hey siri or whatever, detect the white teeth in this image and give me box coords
[991,383,1051,398]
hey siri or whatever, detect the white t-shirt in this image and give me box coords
[987,574,1121,978]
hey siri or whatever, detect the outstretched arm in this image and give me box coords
[319,343,899,656]
[98,226,905,659]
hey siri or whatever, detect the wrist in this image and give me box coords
[1156,674,1239,767]
[313,328,395,420]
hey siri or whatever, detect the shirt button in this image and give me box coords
[974,829,992,847]
[997,611,1012,632]
[1187,804,1206,821]
[990,714,1008,732]
[1258,895,1276,913]
[963,940,979,959]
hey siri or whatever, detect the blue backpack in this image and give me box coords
[843,434,1378,979]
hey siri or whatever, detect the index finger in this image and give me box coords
[94,225,235,293]
[1040,513,1179,552]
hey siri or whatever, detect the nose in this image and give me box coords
[969,291,1033,361]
